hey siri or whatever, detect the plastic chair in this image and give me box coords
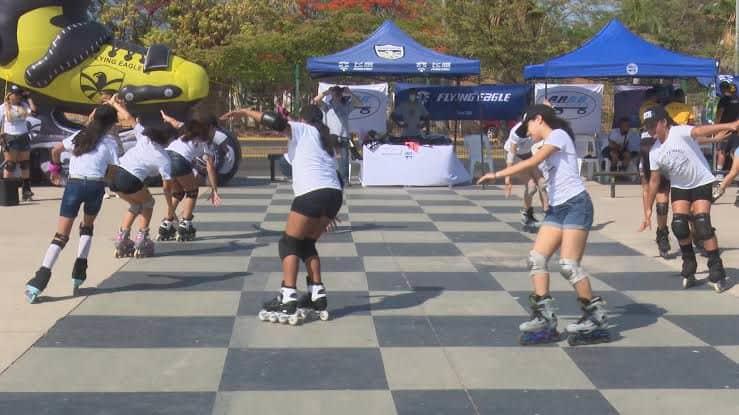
[574,134,601,179]
[463,134,493,177]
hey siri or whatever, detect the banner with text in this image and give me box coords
[535,83,604,135]
[395,83,529,121]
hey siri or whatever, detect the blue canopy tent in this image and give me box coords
[307,20,480,77]
[524,19,718,80]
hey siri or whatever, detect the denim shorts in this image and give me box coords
[542,191,594,231]
[109,167,144,195]
[167,150,193,178]
[3,133,31,151]
[60,179,106,218]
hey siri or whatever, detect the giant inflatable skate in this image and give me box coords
[0,1,241,184]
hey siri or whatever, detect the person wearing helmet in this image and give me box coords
[716,81,739,170]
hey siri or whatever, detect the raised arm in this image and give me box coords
[108,94,134,126]
[691,120,739,140]
[160,110,184,130]
[313,90,329,106]
[220,108,291,137]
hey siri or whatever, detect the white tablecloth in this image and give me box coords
[361,143,472,186]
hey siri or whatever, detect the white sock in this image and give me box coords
[77,235,92,259]
[41,244,63,270]
[280,286,297,303]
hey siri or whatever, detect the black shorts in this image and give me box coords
[603,146,637,160]
[671,183,713,203]
[109,166,144,195]
[167,150,193,178]
[3,133,31,152]
[291,188,343,219]
[517,152,532,161]
[719,134,739,154]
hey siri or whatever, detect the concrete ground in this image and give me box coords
[0,175,737,414]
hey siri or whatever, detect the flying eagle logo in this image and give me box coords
[80,65,125,101]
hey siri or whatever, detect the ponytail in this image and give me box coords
[73,105,117,156]
[541,112,576,142]
[300,104,335,156]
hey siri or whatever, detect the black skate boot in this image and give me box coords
[157,218,177,241]
[519,294,559,345]
[680,247,698,289]
[25,267,51,304]
[566,297,611,346]
[21,181,34,202]
[176,217,196,242]
[520,208,539,233]
[71,258,87,295]
[297,276,329,321]
[258,286,300,325]
[706,252,732,293]
[655,227,671,258]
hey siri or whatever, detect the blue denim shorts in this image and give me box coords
[4,134,31,151]
[542,191,594,231]
[59,179,106,218]
[167,150,193,177]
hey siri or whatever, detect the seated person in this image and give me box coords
[391,88,429,138]
[602,117,640,171]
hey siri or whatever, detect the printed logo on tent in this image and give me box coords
[349,90,383,120]
[338,61,350,72]
[416,62,428,72]
[544,89,598,120]
[80,65,125,102]
[626,63,639,75]
[374,44,404,60]
[416,90,431,105]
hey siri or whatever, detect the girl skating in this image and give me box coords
[221,105,342,325]
[159,111,222,241]
[109,123,173,258]
[24,106,119,303]
[1,85,37,201]
[642,106,737,293]
[479,104,610,346]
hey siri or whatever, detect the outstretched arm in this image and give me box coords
[691,120,739,140]
[220,108,291,137]
[477,144,556,184]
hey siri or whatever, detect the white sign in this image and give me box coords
[319,82,389,135]
[535,83,604,135]
[374,44,404,60]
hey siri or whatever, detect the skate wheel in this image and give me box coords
[268,314,279,323]
[297,309,307,319]
[318,310,330,321]
[288,315,301,326]
[258,310,270,321]
[25,286,40,304]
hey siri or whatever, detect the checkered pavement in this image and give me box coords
[0,182,737,415]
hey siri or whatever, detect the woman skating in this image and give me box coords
[1,85,37,201]
[478,104,610,346]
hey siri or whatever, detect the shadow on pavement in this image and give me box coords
[329,287,444,320]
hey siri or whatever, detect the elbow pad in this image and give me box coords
[261,111,288,132]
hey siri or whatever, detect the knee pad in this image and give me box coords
[4,161,16,172]
[671,214,691,240]
[301,238,318,261]
[142,198,155,209]
[527,251,550,276]
[278,233,302,260]
[185,189,199,199]
[559,259,588,285]
[656,202,669,216]
[128,203,143,215]
[692,213,715,241]
[172,191,185,201]
[51,233,69,248]
[79,224,94,236]
[18,160,30,170]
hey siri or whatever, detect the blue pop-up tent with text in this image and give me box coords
[307,21,480,78]
[524,19,718,80]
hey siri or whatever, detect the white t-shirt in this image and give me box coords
[608,128,640,152]
[504,122,533,155]
[540,129,586,206]
[649,125,714,189]
[166,137,214,162]
[63,132,119,178]
[0,102,31,135]
[289,121,341,196]
[117,127,172,181]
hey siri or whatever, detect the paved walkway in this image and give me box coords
[0,178,737,414]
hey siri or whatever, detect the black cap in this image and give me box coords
[515,104,557,137]
[641,105,668,130]
[8,84,24,95]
